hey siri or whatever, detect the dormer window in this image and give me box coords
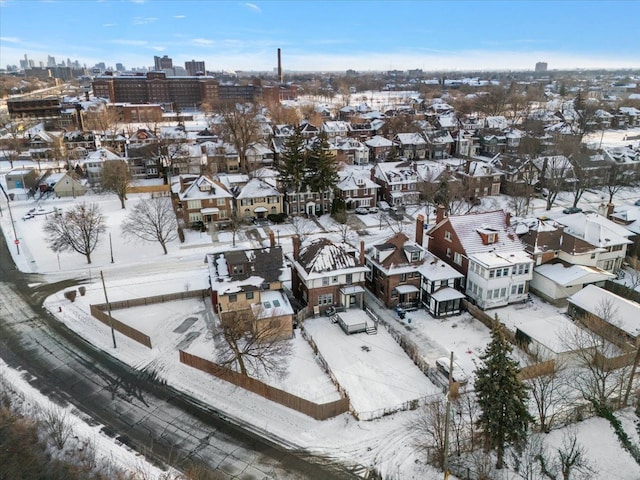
[487,233,497,244]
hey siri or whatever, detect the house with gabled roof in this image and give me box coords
[457,157,503,198]
[424,130,454,159]
[245,142,274,170]
[365,232,425,310]
[322,120,350,139]
[235,177,283,220]
[364,135,394,162]
[427,208,533,309]
[333,137,369,165]
[335,171,379,210]
[289,236,369,315]
[394,132,427,159]
[177,175,234,227]
[206,242,293,340]
[371,160,420,207]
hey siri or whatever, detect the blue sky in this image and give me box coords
[1,0,639,72]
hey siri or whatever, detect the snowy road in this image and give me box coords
[0,237,357,479]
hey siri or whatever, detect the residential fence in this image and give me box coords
[178,350,349,420]
[90,304,152,348]
[604,279,640,304]
[89,289,208,349]
[128,184,171,194]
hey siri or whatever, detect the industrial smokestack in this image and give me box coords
[277,48,282,84]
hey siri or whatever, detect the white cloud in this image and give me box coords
[103,23,116,27]
[0,36,20,43]
[133,16,158,25]
[109,39,148,46]
[244,2,261,13]
[191,38,215,46]
[173,14,186,18]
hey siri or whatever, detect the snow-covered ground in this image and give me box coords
[3,173,640,478]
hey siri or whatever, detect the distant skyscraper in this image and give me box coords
[185,59,205,76]
[116,63,125,72]
[535,62,548,72]
[47,55,56,67]
[154,55,173,70]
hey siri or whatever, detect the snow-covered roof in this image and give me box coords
[469,250,532,268]
[555,213,633,248]
[535,263,615,287]
[445,210,525,255]
[568,285,640,338]
[252,290,294,318]
[417,253,465,282]
[178,176,232,200]
[336,172,379,192]
[365,135,393,148]
[294,238,369,280]
[236,177,280,199]
[396,132,426,146]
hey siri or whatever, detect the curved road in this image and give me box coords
[0,233,359,479]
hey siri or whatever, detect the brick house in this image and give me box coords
[234,177,283,220]
[364,135,394,162]
[427,208,533,309]
[371,160,420,207]
[394,132,427,160]
[176,175,234,227]
[456,158,503,198]
[207,239,293,340]
[365,232,424,310]
[335,172,379,210]
[289,236,369,315]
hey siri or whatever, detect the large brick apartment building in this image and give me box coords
[92,71,261,108]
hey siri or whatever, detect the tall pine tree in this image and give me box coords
[474,319,533,469]
[305,131,338,195]
[276,125,306,194]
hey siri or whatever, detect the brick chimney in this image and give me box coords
[436,204,446,224]
[292,234,300,261]
[606,203,614,218]
[415,214,424,246]
[360,240,365,265]
[269,230,275,247]
[505,211,511,227]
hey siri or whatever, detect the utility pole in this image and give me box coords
[109,232,114,263]
[100,270,117,348]
[443,351,454,480]
[0,183,20,255]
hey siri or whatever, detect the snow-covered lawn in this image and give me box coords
[304,316,441,418]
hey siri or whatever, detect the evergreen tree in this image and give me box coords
[306,131,338,194]
[276,125,306,194]
[474,319,533,469]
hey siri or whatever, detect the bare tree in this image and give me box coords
[509,434,545,480]
[604,163,629,204]
[474,85,509,117]
[289,215,314,242]
[526,357,570,433]
[44,202,106,264]
[100,159,131,209]
[537,429,597,480]
[38,405,74,450]
[219,102,260,174]
[563,300,628,407]
[213,307,292,378]
[625,255,640,293]
[541,156,572,211]
[121,197,178,254]
[413,397,448,468]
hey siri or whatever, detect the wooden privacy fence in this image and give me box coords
[128,184,171,194]
[90,289,208,349]
[179,350,350,420]
[90,304,152,348]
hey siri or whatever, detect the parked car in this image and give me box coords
[368,206,379,214]
[355,207,369,215]
[190,220,205,231]
[435,357,469,385]
[377,201,391,211]
[562,207,583,215]
[634,199,640,206]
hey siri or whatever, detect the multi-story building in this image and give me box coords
[176,175,234,227]
[289,236,369,315]
[184,60,205,76]
[371,160,420,207]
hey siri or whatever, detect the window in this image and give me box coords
[411,252,420,262]
[318,294,333,305]
[400,273,406,282]
[590,253,597,259]
[446,248,451,258]
[332,276,339,283]
[496,269,502,278]
[502,267,509,277]
[454,252,462,265]
[229,294,237,303]
[604,259,615,270]
[322,277,329,286]
[518,284,525,294]
[217,198,226,206]
[444,231,452,242]
[346,273,353,284]
[511,285,517,295]
[500,288,506,298]
[489,269,495,278]
[524,264,530,274]
[246,291,254,300]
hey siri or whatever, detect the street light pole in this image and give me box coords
[109,232,114,263]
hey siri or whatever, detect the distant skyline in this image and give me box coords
[1,0,639,73]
